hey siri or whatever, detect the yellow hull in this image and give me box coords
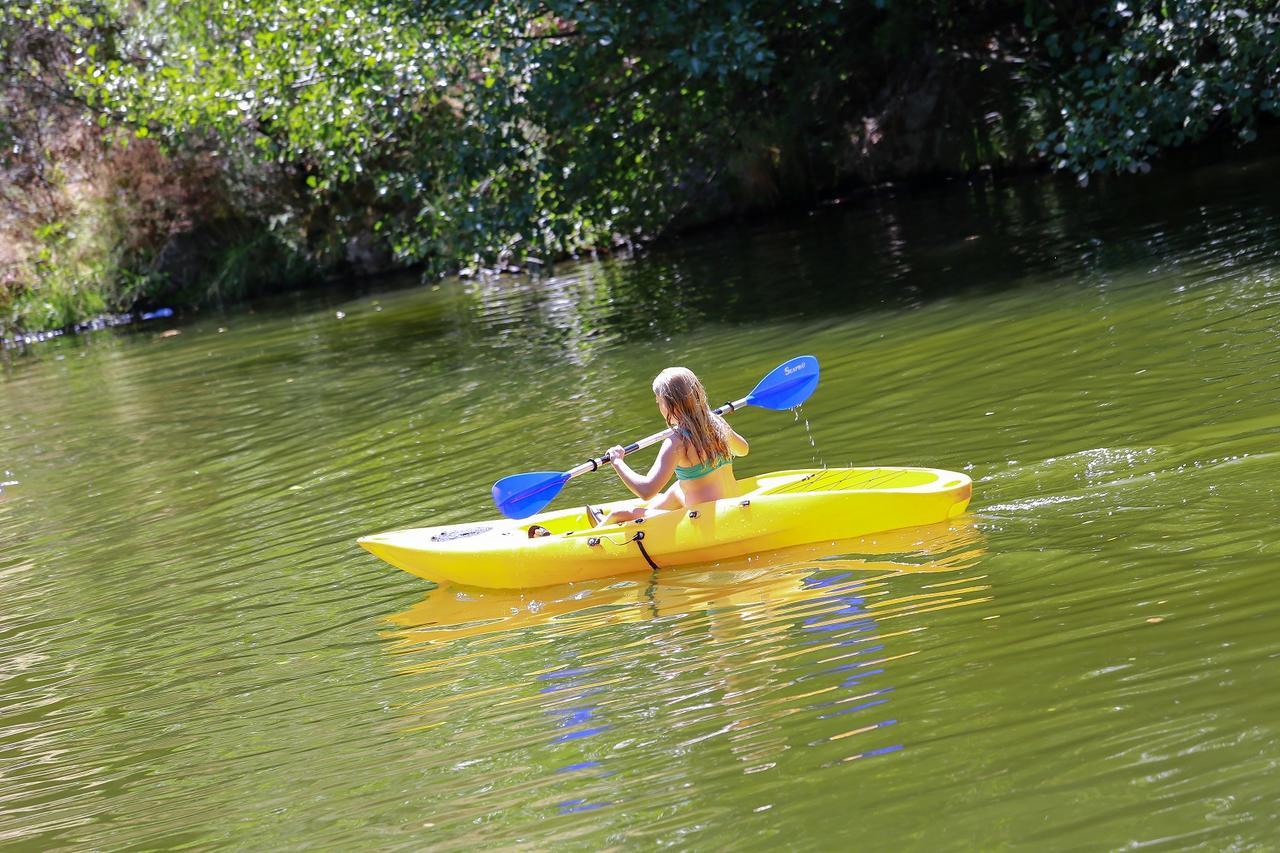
[357,467,973,589]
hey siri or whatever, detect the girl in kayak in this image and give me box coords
[591,367,749,525]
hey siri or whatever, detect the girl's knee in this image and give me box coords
[604,508,644,524]
[651,488,683,512]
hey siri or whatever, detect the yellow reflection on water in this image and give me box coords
[376,518,992,825]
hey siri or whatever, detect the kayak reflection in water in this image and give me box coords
[591,367,750,526]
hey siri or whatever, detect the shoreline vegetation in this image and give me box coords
[2,1,1278,340]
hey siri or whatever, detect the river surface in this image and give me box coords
[3,151,1280,849]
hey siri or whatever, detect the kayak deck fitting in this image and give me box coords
[358,467,973,590]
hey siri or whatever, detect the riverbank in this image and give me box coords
[7,125,1278,352]
[3,1,1277,339]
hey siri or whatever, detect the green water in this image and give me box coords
[3,153,1280,849]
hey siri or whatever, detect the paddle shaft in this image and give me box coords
[563,396,751,481]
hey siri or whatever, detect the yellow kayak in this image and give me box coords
[358,467,972,589]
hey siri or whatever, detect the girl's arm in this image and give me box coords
[710,413,748,457]
[607,437,679,500]
[726,424,749,457]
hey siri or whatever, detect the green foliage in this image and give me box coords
[1032,1,1280,182]
[65,0,840,270]
[4,215,115,333]
[42,1,1032,270]
[2,0,1279,336]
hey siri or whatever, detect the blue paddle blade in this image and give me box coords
[492,471,570,519]
[745,355,820,410]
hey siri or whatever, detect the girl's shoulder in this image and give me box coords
[669,425,695,455]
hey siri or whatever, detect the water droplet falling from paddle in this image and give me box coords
[791,405,827,469]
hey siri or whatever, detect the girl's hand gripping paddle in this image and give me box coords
[492,355,820,519]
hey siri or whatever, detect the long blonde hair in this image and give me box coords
[653,367,731,464]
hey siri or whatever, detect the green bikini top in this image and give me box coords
[674,455,732,481]
[672,427,733,481]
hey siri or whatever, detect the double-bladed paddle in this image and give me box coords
[492,355,821,519]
